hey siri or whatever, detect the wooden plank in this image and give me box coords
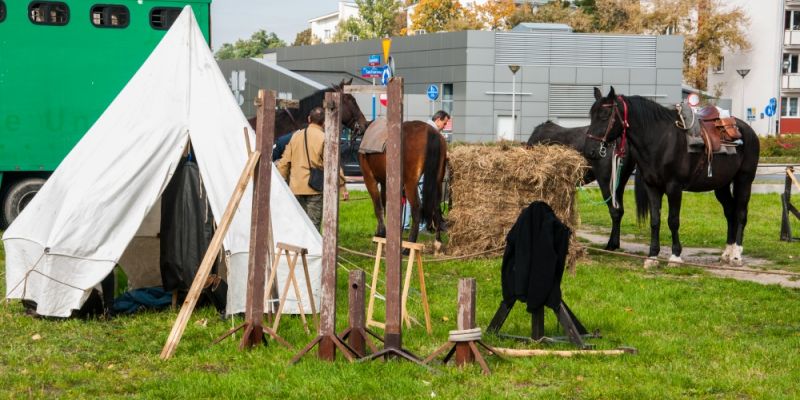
[343,85,387,95]
[276,98,299,109]
[372,236,424,251]
[366,241,383,329]
[400,249,416,328]
[384,77,404,350]
[416,252,431,334]
[276,242,309,255]
[455,278,476,366]
[301,253,319,330]
[160,149,261,360]
[788,167,800,192]
[348,270,366,356]
[491,348,634,357]
[241,89,276,349]
[318,91,342,361]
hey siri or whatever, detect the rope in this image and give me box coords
[449,327,482,342]
[337,245,504,263]
[584,245,800,278]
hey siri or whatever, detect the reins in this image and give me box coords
[586,95,629,159]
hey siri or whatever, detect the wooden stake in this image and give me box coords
[383,77,404,351]
[160,149,261,360]
[491,347,637,357]
[455,278,476,366]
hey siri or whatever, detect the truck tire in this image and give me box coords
[3,178,46,226]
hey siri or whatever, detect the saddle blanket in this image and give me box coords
[359,117,388,154]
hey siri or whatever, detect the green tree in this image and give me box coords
[214,29,286,60]
[356,0,402,37]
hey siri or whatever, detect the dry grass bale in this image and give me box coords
[446,142,588,269]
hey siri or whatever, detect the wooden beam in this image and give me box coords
[240,89,276,349]
[276,98,300,109]
[342,85,387,95]
[383,77,404,350]
[347,269,366,356]
[491,347,636,357]
[160,149,261,360]
[318,91,342,361]
[455,278,476,366]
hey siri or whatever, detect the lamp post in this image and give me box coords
[736,68,750,122]
[509,65,520,140]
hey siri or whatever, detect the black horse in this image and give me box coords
[248,78,367,139]
[527,121,635,250]
[587,87,759,267]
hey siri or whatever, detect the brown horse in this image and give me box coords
[358,121,448,249]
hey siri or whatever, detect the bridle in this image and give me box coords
[587,95,629,158]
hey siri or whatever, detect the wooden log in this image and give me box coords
[348,270,366,356]
[491,347,636,357]
[383,77,404,350]
[241,89,276,349]
[789,167,800,192]
[160,149,261,360]
[455,278,476,366]
[342,85,387,94]
[318,92,342,361]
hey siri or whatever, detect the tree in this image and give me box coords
[215,29,286,59]
[518,0,593,32]
[357,0,402,37]
[293,28,316,46]
[409,0,466,33]
[474,0,517,30]
[591,0,645,33]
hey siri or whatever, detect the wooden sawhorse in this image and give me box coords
[366,236,431,334]
[266,242,318,334]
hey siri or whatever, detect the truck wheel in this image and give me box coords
[3,178,46,225]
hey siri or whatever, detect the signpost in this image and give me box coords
[361,65,386,79]
[766,97,777,135]
[427,84,439,101]
[368,54,381,66]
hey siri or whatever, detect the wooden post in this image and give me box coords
[383,77,404,351]
[240,89,276,349]
[160,149,261,360]
[455,278,476,366]
[348,270,366,356]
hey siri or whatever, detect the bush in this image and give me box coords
[760,135,800,158]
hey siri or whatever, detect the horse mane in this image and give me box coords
[297,87,333,119]
[622,95,676,128]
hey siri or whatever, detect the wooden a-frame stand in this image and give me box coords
[268,242,318,334]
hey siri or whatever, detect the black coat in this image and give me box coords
[501,201,571,313]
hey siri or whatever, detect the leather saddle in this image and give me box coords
[696,105,741,152]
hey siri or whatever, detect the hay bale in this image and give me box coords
[446,143,588,269]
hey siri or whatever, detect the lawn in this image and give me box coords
[0,191,798,399]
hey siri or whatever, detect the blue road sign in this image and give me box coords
[770,97,777,107]
[361,65,385,79]
[765,104,776,117]
[368,54,381,66]
[381,66,391,86]
[427,84,439,101]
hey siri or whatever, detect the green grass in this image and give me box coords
[1,191,799,399]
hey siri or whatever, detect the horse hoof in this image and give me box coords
[720,244,734,263]
[667,254,683,267]
[643,257,660,270]
[433,241,443,256]
[605,243,620,251]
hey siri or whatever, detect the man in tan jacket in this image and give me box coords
[277,106,348,230]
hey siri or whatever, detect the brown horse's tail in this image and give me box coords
[421,129,443,229]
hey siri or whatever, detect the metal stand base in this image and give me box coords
[338,327,384,357]
[212,322,292,349]
[487,299,593,349]
[290,334,357,364]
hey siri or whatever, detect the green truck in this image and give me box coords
[0,0,211,227]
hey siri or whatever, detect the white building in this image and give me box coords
[706,0,787,135]
[308,1,359,44]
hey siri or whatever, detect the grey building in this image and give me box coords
[276,29,684,142]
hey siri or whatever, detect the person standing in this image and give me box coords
[277,106,348,230]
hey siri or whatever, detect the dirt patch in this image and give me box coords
[578,230,800,289]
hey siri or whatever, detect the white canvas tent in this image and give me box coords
[3,8,322,318]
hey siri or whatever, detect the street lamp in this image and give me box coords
[736,68,750,122]
[509,64,520,140]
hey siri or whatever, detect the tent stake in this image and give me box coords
[160,149,261,360]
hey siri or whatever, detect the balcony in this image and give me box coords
[783,74,800,89]
[785,30,800,46]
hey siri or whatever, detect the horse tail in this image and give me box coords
[421,128,443,228]
[634,170,649,225]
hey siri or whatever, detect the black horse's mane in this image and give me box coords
[621,95,676,128]
[297,86,336,119]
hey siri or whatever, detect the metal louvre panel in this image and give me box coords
[549,85,596,117]
[496,32,656,68]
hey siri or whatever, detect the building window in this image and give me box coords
[324,29,331,40]
[785,54,799,74]
[0,1,6,23]
[150,7,181,30]
[713,57,724,73]
[786,10,800,30]
[442,83,454,122]
[29,2,69,25]
[91,5,129,28]
[781,97,800,117]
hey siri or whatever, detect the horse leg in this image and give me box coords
[665,185,683,266]
[644,185,664,269]
[714,187,737,263]
[405,179,422,244]
[596,166,622,250]
[730,176,754,266]
[360,158,386,238]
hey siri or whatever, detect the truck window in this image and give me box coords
[150,7,181,30]
[0,1,6,23]
[29,2,69,25]
[91,5,129,28]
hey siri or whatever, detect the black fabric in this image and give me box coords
[159,158,219,294]
[501,201,571,313]
[272,132,294,162]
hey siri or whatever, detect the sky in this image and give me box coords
[210,0,334,50]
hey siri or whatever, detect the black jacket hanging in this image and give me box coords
[501,201,571,313]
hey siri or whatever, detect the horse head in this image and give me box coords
[588,86,628,145]
[332,79,368,137]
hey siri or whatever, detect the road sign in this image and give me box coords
[382,38,392,63]
[427,84,439,101]
[379,93,388,107]
[381,66,391,86]
[687,93,700,107]
[361,65,385,79]
[368,54,381,66]
[765,104,776,117]
[770,97,777,107]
